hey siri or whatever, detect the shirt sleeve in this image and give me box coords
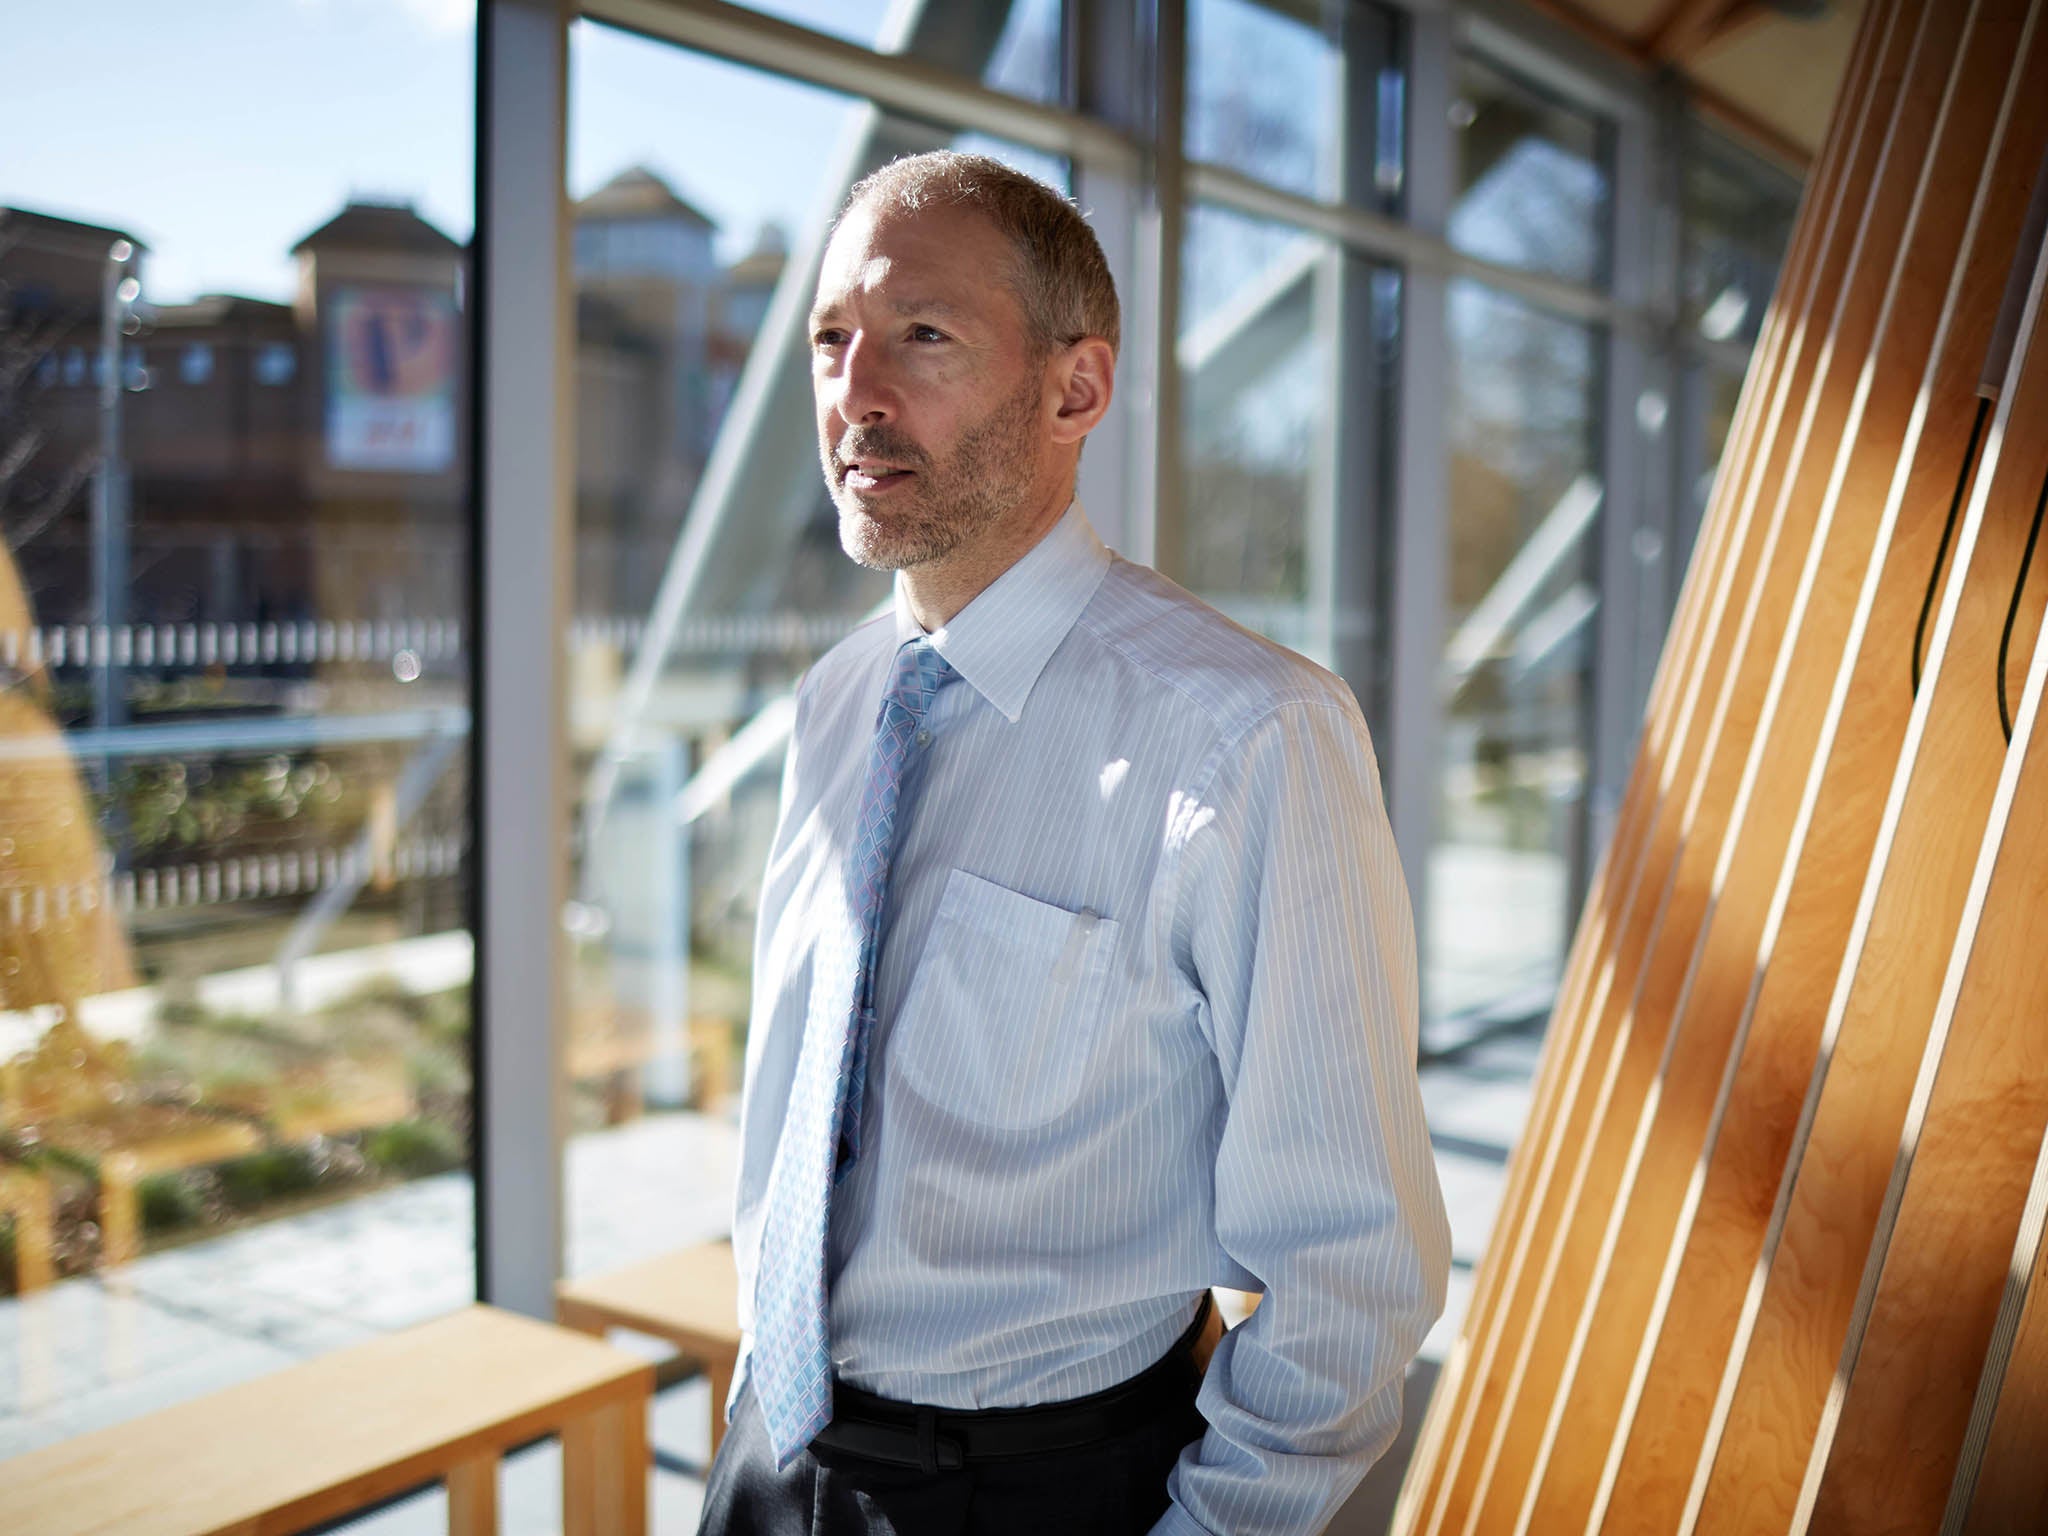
[1154,697,1452,1536]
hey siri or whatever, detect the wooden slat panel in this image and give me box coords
[1797,241,2048,1534]
[1511,5,2048,1532]
[1412,4,1920,1530]
[1952,1131,2048,1533]
[1399,1,2048,1530]
[1394,7,1899,1528]
[1688,119,2048,1536]
[1457,5,1976,1529]
[1593,21,2048,1534]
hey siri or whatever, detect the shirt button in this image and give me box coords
[915,728,932,747]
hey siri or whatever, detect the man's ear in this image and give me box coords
[1047,338,1116,446]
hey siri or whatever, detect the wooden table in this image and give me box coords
[0,1303,652,1535]
[557,1240,740,1460]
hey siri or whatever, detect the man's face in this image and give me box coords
[810,199,1049,572]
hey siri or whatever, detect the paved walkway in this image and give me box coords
[0,1031,1534,1534]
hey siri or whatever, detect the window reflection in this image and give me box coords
[1434,280,1601,1029]
[0,0,476,1451]
[721,0,1063,103]
[1180,205,1327,631]
[1188,0,1342,199]
[1449,52,1612,288]
[1675,127,1795,614]
[1177,201,1398,719]
[1683,128,1800,350]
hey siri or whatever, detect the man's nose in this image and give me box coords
[836,335,897,426]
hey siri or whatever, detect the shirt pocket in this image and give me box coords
[889,868,1120,1131]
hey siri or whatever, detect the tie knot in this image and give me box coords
[885,637,953,720]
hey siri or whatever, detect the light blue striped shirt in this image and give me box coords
[730,502,1450,1534]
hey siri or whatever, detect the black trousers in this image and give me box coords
[697,1379,1207,1536]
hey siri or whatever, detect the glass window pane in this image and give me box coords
[1187,0,1343,200]
[1177,204,1399,721]
[566,20,1071,1279]
[1683,127,1800,350]
[719,0,1063,104]
[1180,204,1328,646]
[1449,52,1612,288]
[0,0,476,1445]
[1434,280,1602,1030]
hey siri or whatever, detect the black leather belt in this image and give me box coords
[810,1293,1213,1474]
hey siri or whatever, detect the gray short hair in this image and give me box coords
[838,151,1121,358]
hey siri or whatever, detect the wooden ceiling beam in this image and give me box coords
[1497,0,1816,169]
[1649,0,1774,63]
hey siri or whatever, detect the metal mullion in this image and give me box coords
[1586,74,1657,915]
[1185,159,1627,330]
[1387,0,1455,1035]
[1324,1,1404,734]
[474,0,575,1319]
[1072,0,1149,558]
[1134,0,1187,579]
[580,0,1139,175]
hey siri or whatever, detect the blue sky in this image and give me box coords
[1,0,891,305]
[5,0,1369,319]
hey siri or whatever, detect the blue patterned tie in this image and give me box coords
[752,636,954,1467]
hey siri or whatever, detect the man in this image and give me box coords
[702,152,1450,1536]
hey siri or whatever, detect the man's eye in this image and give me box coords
[813,328,848,348]
[910,325,946,343]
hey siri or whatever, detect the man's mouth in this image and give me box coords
[840,459,917,491]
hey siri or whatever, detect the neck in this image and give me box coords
[898,479,1073,631]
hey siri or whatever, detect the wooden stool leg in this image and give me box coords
[18,1175,54,1292]
[1,1172,55,1293]
[563,1391,648,1536]
[99,1157,139,1270]
[446,1451,499,1536]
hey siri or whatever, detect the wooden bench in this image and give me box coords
[0,1303,653,1535]
[557,1239,740,1462]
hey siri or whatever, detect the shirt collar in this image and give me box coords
[891,501,1112,724]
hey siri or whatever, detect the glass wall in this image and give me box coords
[1,0,476,1456]
[732,0,1061,97]
[1179,206,1332,658]
[1431,47,1612,1032]
[1182,0,1403,725]
[1435,281,1603,1026]
[1449,50,1612,287]
[1678,126,1802,550]
[1188,0,1346,200]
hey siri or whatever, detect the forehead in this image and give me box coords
[812,200,1021,322]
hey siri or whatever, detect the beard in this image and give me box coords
[822,371,1043,572]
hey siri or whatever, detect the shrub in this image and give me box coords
[418,988,471,1047]
[138,1172,206,1232]
[363,1118,464,1179]
[406,1043,466,1098]
[215,1148,321,1211]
